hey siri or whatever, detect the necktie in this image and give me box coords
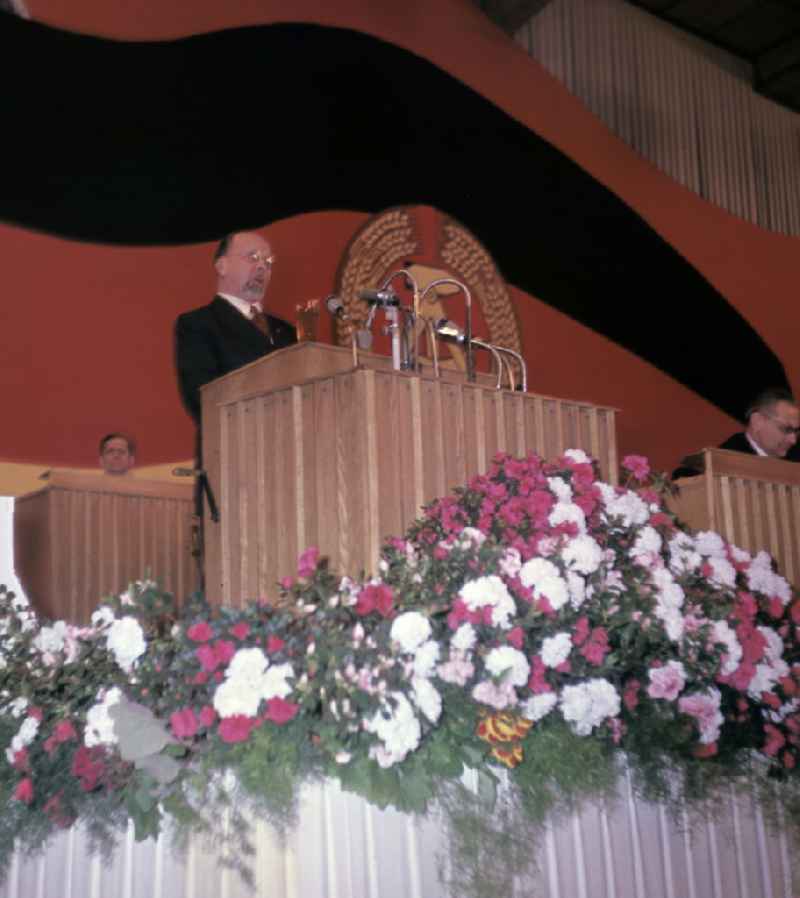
[251,308,272,341]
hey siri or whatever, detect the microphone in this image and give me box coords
[325,294,348,319]
[359,288,399,306]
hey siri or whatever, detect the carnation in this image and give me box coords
[563,449,590,464]
[84,688,122,747]
[499,548,522,578]
[678,688,723,744]
[695,531,726,558]
[540,633,572,668]
[413,640,440,678]
[451,623,477,652]
[226,647,269,685]
[261,662,294,700]
[560,679,620,736]
[90,606,115,629]
[548,501,586,534]
[471,679,518,710]
[520,692,558,722]
[33,621,67,655]
[547,477,573,503]
[597,485,649,528]
[561,535,603,575]
[213,678,262,719]
[484,646,529,687]
[390,612,432,653]
[710,620,742,676]
[459,576,517,629]
[412,677,442,723]
[106,617,146,673]
[366,693,421,765]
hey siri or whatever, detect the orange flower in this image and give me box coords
[476,710,532,767]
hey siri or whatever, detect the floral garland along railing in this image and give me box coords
[1,450,799,887]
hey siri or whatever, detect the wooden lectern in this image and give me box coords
[14,471,196,624]
[201,342,618,607]
[671,449,800,584]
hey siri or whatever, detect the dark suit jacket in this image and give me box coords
[175,295,296,422]
[672,431,792,479]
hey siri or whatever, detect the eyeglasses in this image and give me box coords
[239,251,275,267]
[761,411,800,437]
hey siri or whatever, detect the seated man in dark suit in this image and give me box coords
[673,387,800,478]
[175,230,296,424]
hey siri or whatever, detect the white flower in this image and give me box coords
[91,606,115,629]
[412,677,442,723]
[561,535,603,575]
[519,558,569,610]
[84,688,122,747]
[630,526,662,562]
[668,532,702,575]
[413,640,440,678]
[597,485,649,528]
[365,692,421,766]
[760,626,784,663]
[710,620,742,676]
[390,612,431,653]
[7,697,28,718]
[560,679,620,736]
[567,571,587,609]
[334,751,352,764]
[695,531,726,558]
[451,623,477,652]
[540,633,572,668]
[457,527,487,549]
[548,502,586,534]
[547,477,573,503]
[106,617,146,673]
[706,556,737,589]
[33,621,67,655]
[520,692,558,722]
[564,449,590,464]
[747,553,792,606]
[213,678,262,718]
[484,646,529,687]
[227,647,269,684]
[459,576,516,629]
[651,567,684,610]
[261,662,294,700]
[499,548,522,578]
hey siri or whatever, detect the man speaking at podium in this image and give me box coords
[174,230,296,426]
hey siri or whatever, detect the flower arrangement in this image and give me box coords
[1,450,799,891]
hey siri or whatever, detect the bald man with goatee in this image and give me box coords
[175,230,296,424]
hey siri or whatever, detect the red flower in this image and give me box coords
[28,706,44,721]
[783,750,796,770]
[266,634,285,654]
[196,644,219,672]
[187,621,214,643]
[763,724,786,757]
[53,720,78,743]
[11,748,29,771]
[693,742,718,759]
[199,705,216,728]
[214,639,236,666]
[43,791,74,828]
[572,617,590,647]
[72,745,107,792]
[767,597,784,620]
[264,697,300,725]
[218,715,257,743]
[506,627,524,650]
[14,778,34,804]
[170,707,199,739]
[623,679,641,712]
[230,622,250,641]
[297,546,320,578]
[356,583,394,617]
[527,655,553,694]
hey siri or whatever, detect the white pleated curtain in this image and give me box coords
[515,0,800,236]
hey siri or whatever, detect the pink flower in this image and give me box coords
[170,707,199,739]
[44,720,78,755]
[14,778,34,804]
[356,583,394,617]
[297,546,320,578]
[622,455,650,481]
[187,621,214,643]
[267,635,285,654]
[648,661,686,701]
[218,715,258,743]
[763,724,786,757]
[280,576,294,590]
[230,622,250,640]
[28,706,43,721]
[11,748,29,771]
[196,643,220,672]
[527,655,553,694]
[581,629,610,666]
[264,697,300,725]
[678,690,723,744]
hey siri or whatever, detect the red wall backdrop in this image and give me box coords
[3,0,799,473]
